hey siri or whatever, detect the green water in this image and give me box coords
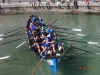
[0,14,100,75]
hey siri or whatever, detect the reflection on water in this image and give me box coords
[0,14,100,75]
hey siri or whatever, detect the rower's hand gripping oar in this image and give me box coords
[58,38,99,45]
[0,48,29,60]
[53,26,82,32]
[0,26,23,37]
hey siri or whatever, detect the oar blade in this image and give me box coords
[72,29,82,32]
[77,34,86,36]
[0,56,10,60]
[0,34,4,37]
[0,38,4,41]
[16,41,26,48]
[96,53,100,54]
[88,42,99,45]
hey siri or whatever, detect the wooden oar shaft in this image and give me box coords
[62,39,87,43]
[2,31,22,38]
[4,33,25,38]
[71,46,95,53]
[4,26,23,35]
[1,38,23,45]
[32,59,43,75]
[56,31,75,35]
[49,16,64,26]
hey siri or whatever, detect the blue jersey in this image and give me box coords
[31,25,36,31]
[47,33,54,42]
[32,17,36,23]
[27,30,32,38]
[39,19,44,25]
[43,37,51,47]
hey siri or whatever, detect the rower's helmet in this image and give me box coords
[48,29,55,33]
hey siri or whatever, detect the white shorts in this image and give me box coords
[57,2,61,6]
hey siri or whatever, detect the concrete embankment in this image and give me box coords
[0,1,100,15]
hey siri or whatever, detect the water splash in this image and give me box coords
[96,53,100,54]
[77,34,86,36]
[72,29,82,32]
[88,42,99,45]
[0,38,4,41]
[0,34,4,37]
[0,56,10,60]
[16,41,26,48]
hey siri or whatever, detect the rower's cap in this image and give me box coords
[48,29,55,33]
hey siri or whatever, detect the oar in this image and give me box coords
[56,31,86,36]
[0,37,26,45]
[32,51,48,75]
[0,48,28,60]
[0,32,25,40]
[16,41,26,48]
[57,34,68,37]
[48,16,64,26]
[0,31,22,40]
[62,43,100,54]
[0,26,23,37]
[58,38,99,45]
[70,46,100,54]
[53,26,82,32]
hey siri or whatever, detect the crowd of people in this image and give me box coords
[30,0,100,9]
[2,0,100,9]
[25,15,63,57]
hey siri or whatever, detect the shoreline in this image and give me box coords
[0,1,100,15]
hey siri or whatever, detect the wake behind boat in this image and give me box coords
[25,15,66,74]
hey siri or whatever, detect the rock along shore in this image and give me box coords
[0,1,100,15]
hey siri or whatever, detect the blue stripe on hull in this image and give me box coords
[52,58,58,74]
[46,58,61,74]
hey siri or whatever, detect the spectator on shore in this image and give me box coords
[85,0,90,9]
[46,0,51,10]
[57,0,61,9]
[30,0,36,9]
[2,0,5,4]
[37,0,41,8]
[51,0,55,3]
[61,0,65,4]
[65,0,70,9]
[8,0,11,4]
[85,0,89,5]
[74,0,78,9]
[94,0,99,2]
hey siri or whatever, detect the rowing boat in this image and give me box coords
[26,15,65,74]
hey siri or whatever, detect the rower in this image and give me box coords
[40,32,51,56]
[47,28,56,56]
[35,35,43,54]
[30,23,36,31]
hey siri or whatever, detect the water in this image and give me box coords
[0,14,100,75]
